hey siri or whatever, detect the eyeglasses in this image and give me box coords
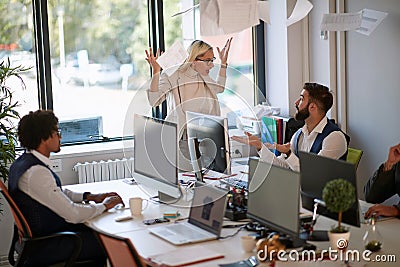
[53,129,62,137]
[196,57,216,64]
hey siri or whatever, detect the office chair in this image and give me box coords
[346,147,363,170]
[97,230,146,267]
[0,180,82,267]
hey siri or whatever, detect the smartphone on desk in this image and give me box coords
[143,218,170,225]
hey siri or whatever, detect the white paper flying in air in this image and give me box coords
[156,41,188,76]
[320,11,362,31]
[199,0,225,36]
[287,0,313,27]
[217,0,259,33]
[356,9,388,36]
[258,0,270,24]
[171,4,199,17]
[200,0,260,36]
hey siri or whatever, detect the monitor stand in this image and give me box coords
[299,230,329,241]
[157,192,179,204]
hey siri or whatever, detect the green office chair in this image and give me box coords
[346,147,363,170]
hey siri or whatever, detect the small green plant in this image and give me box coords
[0,58,31,183]
[322,178,356,233]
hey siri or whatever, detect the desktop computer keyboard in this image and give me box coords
[221,177,248,191]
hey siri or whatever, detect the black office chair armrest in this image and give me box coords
[13,231,82,267]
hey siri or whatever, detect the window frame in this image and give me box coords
[31,0,265,143]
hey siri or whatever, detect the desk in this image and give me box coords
[66,180,400,267]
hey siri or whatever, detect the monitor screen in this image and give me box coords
[186,111,231,174]
[247,158,301,238]
[299,151,360,228]
[133,114,181,202]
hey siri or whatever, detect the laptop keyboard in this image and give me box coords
[163,224,209,239]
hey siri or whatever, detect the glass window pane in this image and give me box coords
[48,0,149,141]
[0,1,39,122]
[163,0,255,118]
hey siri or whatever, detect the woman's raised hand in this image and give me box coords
[216,37,233,66]
[145,47,162,74]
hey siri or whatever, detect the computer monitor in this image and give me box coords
[299,151,360,228]
[186,111,231,174]
[247,158,304,247]
[133,114,181,203]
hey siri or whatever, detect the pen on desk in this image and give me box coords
[240,171,249,174]
[182,173,196,177]
[182,173,210,178]
[203,173,238,180]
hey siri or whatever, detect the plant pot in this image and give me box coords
[328,231,351,251]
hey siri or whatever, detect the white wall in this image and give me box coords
[306,0,400,198]
[308,0,331,87]
[345,0,400,197]
[266,0,290,116]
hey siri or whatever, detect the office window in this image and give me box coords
[164,0,255,117]
[0,1,39,118]
[1,0,258,144]
[47,0,149,140]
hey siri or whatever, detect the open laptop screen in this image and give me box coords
[188,185,228,236]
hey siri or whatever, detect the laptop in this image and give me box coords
[149,184,228,245]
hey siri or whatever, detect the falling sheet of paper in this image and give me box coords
[156,41,188,76]
[320,11,362,31]
[218,0,260,34]
[356,9,388,36]
[200,0,225,36]
[200,0,260,36]
[258,0,270,24]
[287,0,313,27]
[171,4,199,17]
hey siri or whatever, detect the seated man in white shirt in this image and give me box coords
[232,83,349,172]
[8,110,124,266]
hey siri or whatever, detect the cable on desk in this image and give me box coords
[218,225,246,239]
[148,186,184,205]
[222,223,248,228]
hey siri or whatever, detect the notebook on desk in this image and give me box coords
[149,184,228,245]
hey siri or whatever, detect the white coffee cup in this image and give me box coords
[129,197,148,216]
[241,235,256,253]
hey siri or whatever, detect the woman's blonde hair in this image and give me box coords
[179,40,213,71]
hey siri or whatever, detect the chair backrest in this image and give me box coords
[346,147,363,170]
[97,231,145,267]
[0,180,32,239]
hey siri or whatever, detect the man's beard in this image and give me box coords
[295,104,310,121]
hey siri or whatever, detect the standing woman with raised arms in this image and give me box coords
[145,38,232,171]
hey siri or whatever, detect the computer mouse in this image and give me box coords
[113,203,126,210]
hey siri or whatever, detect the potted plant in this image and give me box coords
[1,58,31,182]
[322,178,356,250]
[1,58,30,221]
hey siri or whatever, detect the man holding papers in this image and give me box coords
[232,83,349,172]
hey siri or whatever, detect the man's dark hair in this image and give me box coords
[303,83,333,113]
[18,110,59,150]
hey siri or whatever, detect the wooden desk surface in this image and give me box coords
[66,180,400,267]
